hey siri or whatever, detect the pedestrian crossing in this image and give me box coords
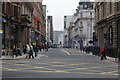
[2,60,119,76]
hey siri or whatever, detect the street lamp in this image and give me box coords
[0,1,2,58]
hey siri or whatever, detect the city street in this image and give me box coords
[2,48,118,78]
[1,1,120,80]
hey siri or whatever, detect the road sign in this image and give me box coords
[0,30,3,34]
[28,35,36,39]
[32,42,36,46]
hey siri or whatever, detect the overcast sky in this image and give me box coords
[42,0,94,31]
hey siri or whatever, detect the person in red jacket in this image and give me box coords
[100,47,107,60]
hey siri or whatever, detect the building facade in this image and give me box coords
[32,2,45,46]
[63,0,95,49]
[94,2,120,57]
[63,15,73,48]
[2,2,22,49]
[73,1,94,48]
[20,2,33,48]
[46,16,53,47]
[2,2,45,50]
[53,31,63,47]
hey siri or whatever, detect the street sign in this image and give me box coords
[0,30,3,34]
[32,42,36,46]
[28,35,36,39]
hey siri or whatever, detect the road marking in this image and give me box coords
[66,51,70,55]
[15,64,25,66]
[69,63,89,65]
[89,65,118,69]
[69,64,81,65]
[3,68,21,71]
[2,60,118,76]
[53,70,68,73]
[49,62,63,63]
[53,65,67,67]
[100,70,118,74]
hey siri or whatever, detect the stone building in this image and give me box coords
[94,2,120,57]
[94,2,120,48]
[2,2,45,50]
[2,2,21,49]
[63,15,73,48]
[46,16,53,46]
[20,2,33,47]
[31,2,45,46]
[63,0,95,48]
[73,1,95,47]
[53,31,63,47]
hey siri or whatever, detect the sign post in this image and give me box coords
[0,1,2,58]
[0,1,2,80]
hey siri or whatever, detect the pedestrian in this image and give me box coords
[45,44,48,51]
[100,47,107,60]
[17,48,22,56]
[39,44,42,51]
[26,44,30,58]
[23,45,27,54]
[33,45,37,57]
[85,46,90,54]
[42,44,45,51]
[12,48,17,58]
[28,45,35,59]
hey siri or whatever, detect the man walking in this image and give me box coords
[29,45,34,59]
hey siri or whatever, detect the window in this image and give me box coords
[90,12,92,18]
[80,22,82,26]
[117,2,120,11]
[98,8,99,21]
[83,4,87,9]
[14,6,18,17]
[108,26,113,45]
[109,2,112,14]
[118,21,120,47]
[81,13,83,18]
[80,5,83,9]
[2,2,5,13]
[101,4,104,18]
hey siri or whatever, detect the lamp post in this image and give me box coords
[0,1,2,58]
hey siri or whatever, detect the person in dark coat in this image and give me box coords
[29,45,34,59]
[17,48,22,56]
[23,45,27,54]
[12,48,17,58]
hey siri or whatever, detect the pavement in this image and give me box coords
[0,51,47,60]
[0,48,119,63]
[65,48,119,63]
